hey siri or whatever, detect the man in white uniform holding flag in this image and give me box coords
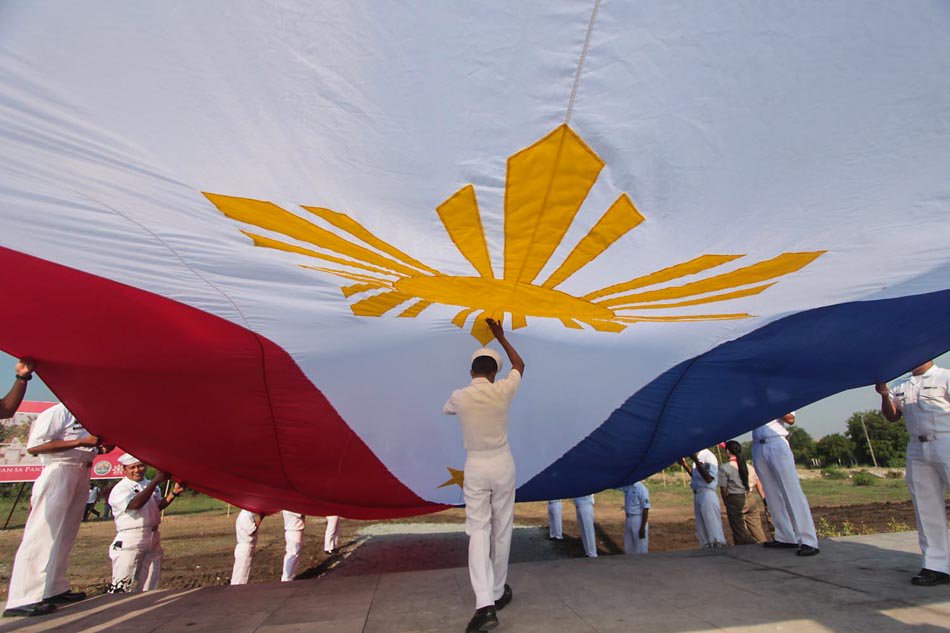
[877,360,950,586]
[752,412,819,556]
[4,403,104,617]
[231,509,263,585]
[281,511,306,581]
[108,454,183,593]
[444,319,524,633]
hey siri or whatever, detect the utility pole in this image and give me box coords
[860,413,879,468]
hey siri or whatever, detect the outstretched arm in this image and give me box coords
[486,319,525,376]
[0,359,35,418]
[875,383,902,422]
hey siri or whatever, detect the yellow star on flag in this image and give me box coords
[437,467,464,489]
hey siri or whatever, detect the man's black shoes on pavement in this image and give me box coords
[911,569,950,586]
[3,601,56,617]
[46,591,87,604]
[796,544,820,557]
[763,540,798,549]
[495,584,512,610]
[465,605,499,632]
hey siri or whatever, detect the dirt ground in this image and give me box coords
[0,493,924,601]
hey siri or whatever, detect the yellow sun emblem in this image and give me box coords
[205,125,824,344]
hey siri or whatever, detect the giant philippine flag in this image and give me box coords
[1,2,948,518]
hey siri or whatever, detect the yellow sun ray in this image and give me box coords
[612,283,777,311]
[504,125,604,285]
[471,312,494,345]
[302,205,440,275]
[542,193,644,289]
[436,185,496,279]
[398,300,433,318]
[560,317,583,329]
[598,252,825,308]
[301,266,398,285]
[245,232,404,277]
[452,307,478,329]
[205,193,422,277]
[580,319,627,332]
[582,254,744,302]
[341,282,387,298]
[510,313,527,330]
[350,290,413,317]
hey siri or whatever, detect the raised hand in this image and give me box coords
[15,358,35,378]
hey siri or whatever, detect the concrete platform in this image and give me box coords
[1,532,948,633]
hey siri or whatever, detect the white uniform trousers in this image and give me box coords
[108,528,162,593]
[6,463,90,609]
[752,438,818,548]
[573,496,597,557]
[464,446,515,609]
[231,516,259,585]
[547,500,563,539]
[324,516,340,552]
[282,531,303,581]
[906,437,950,574]
[693,490,727,547]
[624,516,648,554]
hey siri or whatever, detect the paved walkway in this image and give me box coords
[1,532,947,632]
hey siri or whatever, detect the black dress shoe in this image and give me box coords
[763,540,799,549]
[3,601,56,617]
[494,584,512,611]
[45,590,87,604]
[911,568,950,586]
[796,544,820,557]
[465,606,498,632]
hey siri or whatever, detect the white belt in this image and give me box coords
[466,445,511,458]
[44,461,93,468]
[118,526,159,533]
[756,436,786,444]
[625,512,643,518]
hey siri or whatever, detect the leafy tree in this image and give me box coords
[845,410,908,467]
[816,433,854,466]
[787,426,817,465]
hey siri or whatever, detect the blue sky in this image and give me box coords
[3,350,947,440]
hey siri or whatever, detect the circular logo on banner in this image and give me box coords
[93,461,111,476]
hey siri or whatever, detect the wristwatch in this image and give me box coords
[14,373,32,381]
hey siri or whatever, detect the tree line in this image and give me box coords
[741,410,908,468]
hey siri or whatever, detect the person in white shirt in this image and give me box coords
[4,403,105,617]
[547,500,563,540]
[679,449,727,548]
[877,360,950,586]
[107,453,183,593]
[719,441,766,545]
[84,485,101,521]
[324,516,341,554]
[443,318,524,633]
[616,482,650,554]
[231,509,263,585]
[751,412,819,556]
[0,358,35,419]
[573,495,598,557]
[281,511,306,581]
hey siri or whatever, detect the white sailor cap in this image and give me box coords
[118,453,144,466]
[471,347,502,371]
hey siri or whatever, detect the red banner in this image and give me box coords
[0,401,127,483]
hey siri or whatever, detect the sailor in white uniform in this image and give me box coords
[443,318,524,633]
[107,454,183,593]
[573,495,598,557]
[616,481,650,554]
[877,360,950,586]
[547,500,563,540]
[231,509,263,585]
[324,516,341,553]
[751,412,819,556]
[4,403,103,617]
[281,511,306,581]
[680,450,727,548]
